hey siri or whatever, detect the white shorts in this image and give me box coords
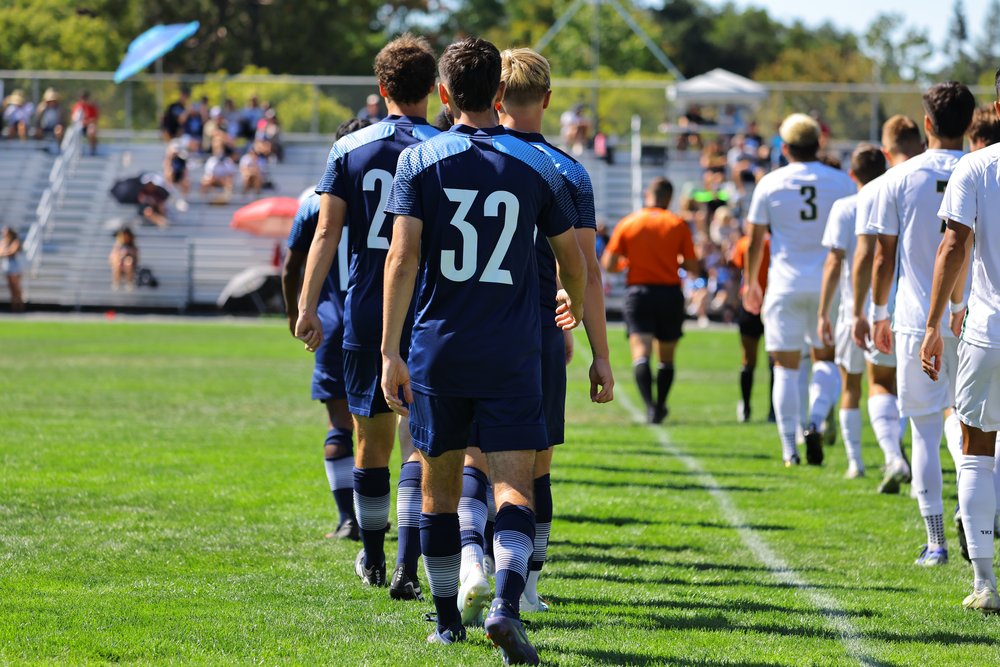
[896,332,957,418]
[763,291,820,353]
[835,318,865,375]
[866,345,896,369]
[956,341,1000,432]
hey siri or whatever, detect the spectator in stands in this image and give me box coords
[0,226,24,311]
[33,88,65,146]
[137,176,170,228]
[164,139,190,210]
[203,106,224,153]
[255,108,283,162]
[222,98,240,139]
[201,144,238,200]
[3,89,34,140]
[160,87,189,141]
[967,105,1000,150]
[238,95,264,141]
[181,96,208,153]
[700,140,728,172]
[357,94,384,122]
[239,140,271,194]
[71,90,100,155]
[595,220,610,260]
[560,102,591,156]
[108,226,139,291]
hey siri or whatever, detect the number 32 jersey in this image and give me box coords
[748,161,855,296]
[386,124,575,398]
[316,115,440,352]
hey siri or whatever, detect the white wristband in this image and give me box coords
[950,300,967,314]
[871,303,890,322]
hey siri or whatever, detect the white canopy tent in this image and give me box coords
[667,68,768,107]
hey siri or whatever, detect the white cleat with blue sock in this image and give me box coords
[458,563,491,625]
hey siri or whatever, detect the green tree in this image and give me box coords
[943,0,977,82]
[0,0,127,70]
[863,13,933,83]
[973,0,1000,74]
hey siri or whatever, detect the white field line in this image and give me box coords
[580,349,877,666]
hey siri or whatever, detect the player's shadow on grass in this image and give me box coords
[548,538,694,552]
[561,647,787,667]
[557,462,782,479]
[558,514,663,527]
[620,447,773,461]
[674,520,792,531]
[550,594,879,619]
[558,478,766,493]
[547,570,915,593]
[555,551,678,568]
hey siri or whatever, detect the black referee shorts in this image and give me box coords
[736,305,764,339]
[623,284,685,341]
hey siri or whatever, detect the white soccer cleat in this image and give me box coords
[458,563,491,625]
[519,593,550,613]
[963,586,1000,613]
[844,462,865,479]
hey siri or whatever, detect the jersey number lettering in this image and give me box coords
[337,228,349,288]
[362,169,393,250]
[441,188,519,285]
[799,186,818,221]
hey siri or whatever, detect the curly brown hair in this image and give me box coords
[373,34,437,106]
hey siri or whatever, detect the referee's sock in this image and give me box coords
[656,362,675,410]
[633,357,654,409]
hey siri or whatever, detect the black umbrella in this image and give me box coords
[217,266,284,314]
[110,173,168,204]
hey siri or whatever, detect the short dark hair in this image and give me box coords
[850,143,886,185]
[335,117,371,140]
[439,38,501,113]
[922,81,976,139]
[433,107,454,131]
[786,142,819,162]
[373,34,437,105]
[817,152,842,170]
[967,105,1000,148]
[646,177,673,207]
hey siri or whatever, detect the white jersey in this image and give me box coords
[939,143,1000,349]
[854,175,885,236]
[822,193,858,320]
[748,161,855,296]
[869,149,964,337]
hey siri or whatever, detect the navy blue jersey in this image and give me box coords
[507,130,596,324]
[385,124,576,398]
[287,193,348,310]
[316,115,439,351]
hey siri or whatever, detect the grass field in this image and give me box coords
[2,318,1000,666]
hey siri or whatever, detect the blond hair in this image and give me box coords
[500,48,550,107]
[779,113,820,148]
[881,114,922,157]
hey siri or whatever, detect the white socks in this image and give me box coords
[798,362,810,431]
[523,570,541,602]
[868,394,904,466]
[959,455,997,591]
[773,366,801,461]
[839,408,863,469]
[944,413,964,488]
[910,413,945,518]
[808,361,841,428]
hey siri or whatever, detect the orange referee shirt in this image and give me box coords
[605,208,696,286]
[731,234,769,292]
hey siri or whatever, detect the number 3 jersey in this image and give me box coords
[385,124,576,398]
[315,115,440,352]
[747,161,855,296]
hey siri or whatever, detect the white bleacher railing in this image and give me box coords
[22,121,84,276]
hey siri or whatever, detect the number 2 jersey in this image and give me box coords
[385,124,576,398]
[315,115,440,352]
[747,161,855,296]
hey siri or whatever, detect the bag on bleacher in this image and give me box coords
[136,267,159,288]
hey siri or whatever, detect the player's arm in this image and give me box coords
[295,194,346,352]
[871,233,897,354]
[817,248,843,346]
[380,214,422,417]
[549,229,587,330]
[850,234,876,347]
[741,222,767,315]
[281,249,306,335]
[921,222,972,381]
[574,226,614,402]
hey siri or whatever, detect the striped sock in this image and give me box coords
[484,483,496,560]
[353,467,390,568]
[420,512,462,632]
[523,474,552,602]
[323,427,355,525]
[459,466,489,582]
[395,461,422,577]
[494,504,536,613]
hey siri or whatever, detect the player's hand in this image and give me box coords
[589,357,615,403]
[872,319,894,355]
[851,316,870,350]
[381,353,413,417]
[742,283,763,315]
[554,289,582,330]
[921,326,944,382]
[286,308,298,336]
[564,329,574,366]
[817,314,834,348]
[295,310,323,352]
[950,307,966,338]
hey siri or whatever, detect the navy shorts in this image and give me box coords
[343,347,393,417]
[541,326,567,447]
[409,390,548,457]
[312,307,346,402]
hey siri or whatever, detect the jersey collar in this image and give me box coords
[449,123,507,137]
[505,128,545,143]
[382,114,430,126]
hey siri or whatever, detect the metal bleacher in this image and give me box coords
[0,143,56,303]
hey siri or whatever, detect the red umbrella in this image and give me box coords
[230,197,301,239]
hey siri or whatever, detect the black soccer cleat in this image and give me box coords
[328,518,360,541]
[354,548,387,587]
[389,564,424,601]
[804,424,824,466]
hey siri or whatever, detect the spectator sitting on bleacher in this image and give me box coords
[255,108,283,162]
[70,91,100,155]
[239,140,271,195]
[164,139,190,211]
[109,227,138,291]
[201,145,237,201]
[160,87,189,141]
[3,90,34,141]
[222,98,240,139]
[1,226,24,312]
[238,95,264,141]
[137,175,170,228]
[203,106,225,153]
[181,96,208,154]
[33,88,65,145]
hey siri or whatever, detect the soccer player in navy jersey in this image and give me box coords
[380,38,587,663]
[296,35,438,601]
[454,47,615,622]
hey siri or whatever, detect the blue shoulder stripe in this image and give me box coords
[325,121,395,164]
[492,134,577,226]
[398,133,472,177]
[411,124,441,142]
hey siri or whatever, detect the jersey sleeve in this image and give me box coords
[868,177,900,236]
[315,140,350,200]
[939,156,978,230]
[854,183,877,236]
[567,163,597,230]
[822,198,852,250]
[746,179,770,226]
[385,146,423,222]
[287,197,319,252]
[536,166,575,238]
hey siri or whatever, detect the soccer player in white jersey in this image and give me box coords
[850,116,924,494]
[743,113,855,466]
[870,82,976,567]
[920,71,1000,610]
[817,144,886,479]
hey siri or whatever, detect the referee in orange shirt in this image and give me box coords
[602,177,700,423]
